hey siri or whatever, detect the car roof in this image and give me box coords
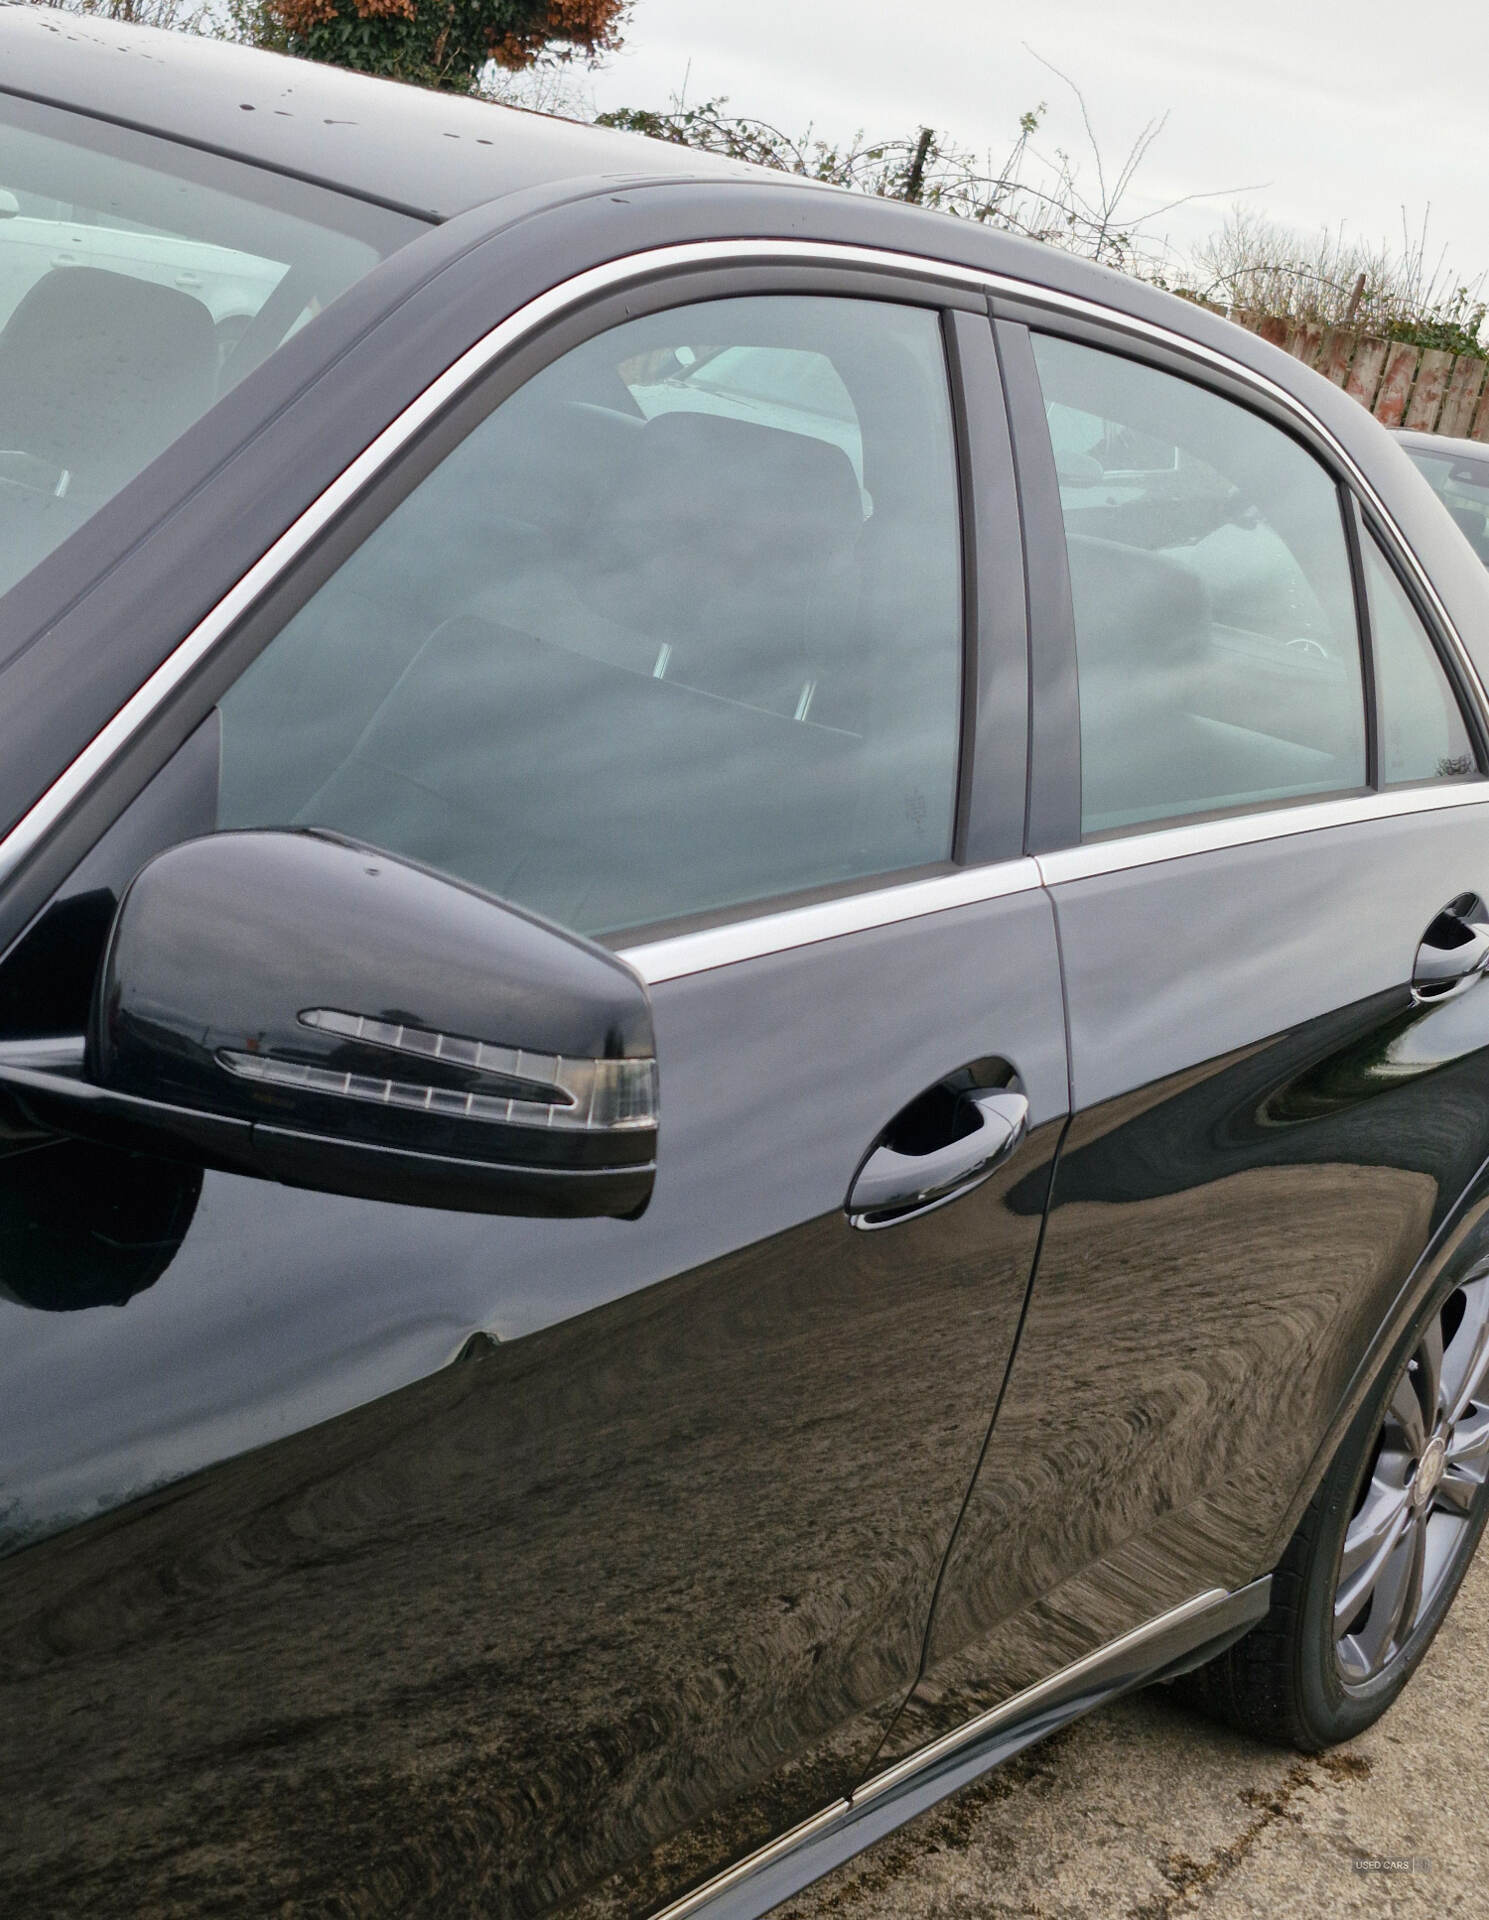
[0,3,769,222]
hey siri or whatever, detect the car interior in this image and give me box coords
[1038,341,1371,834]
[217,300,966,937]
[0,109,394,603]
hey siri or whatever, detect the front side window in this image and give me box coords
[217,294,965,936]
[1032,334,1367,836]
[0,96,416,608]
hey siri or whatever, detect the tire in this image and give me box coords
[1181,1263,1489,1749]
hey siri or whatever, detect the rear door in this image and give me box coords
[873,307,1489,1767]
[0,274,1066,1914]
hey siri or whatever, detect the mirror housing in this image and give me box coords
[2,832,656,1218]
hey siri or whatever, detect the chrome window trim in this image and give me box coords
[2,236,1484,966]
[620,859,1042,984]
[1035,780,1489,888]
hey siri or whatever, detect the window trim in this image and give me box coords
[1033,779,1489,888]
[943,307,1028,866]
[991,315,1080,853]
[1,237,1483,973]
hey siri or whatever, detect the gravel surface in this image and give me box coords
[783,1545,1489,1919]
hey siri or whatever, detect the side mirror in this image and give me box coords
[0,831,656,1218]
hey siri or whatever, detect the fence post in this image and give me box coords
[1438,355,1487,438]
[1375,342,1423,427]
[1403,348,1456,431]
[1469,379,1489,443]
[1317,328,1355,386]
[1345,338,1390,409]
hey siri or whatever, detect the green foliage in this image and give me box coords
[1380,288,1489,359]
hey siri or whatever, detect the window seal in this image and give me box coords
[1340,487,1381,789]
[1035,779,1489,889]
[944,308,1027,865]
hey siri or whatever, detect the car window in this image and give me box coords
[1403,445,1489,568]
[1030,333,1367,836]
[0,97,416,607]
[217,294,965,937]
[1363,536,1478,784]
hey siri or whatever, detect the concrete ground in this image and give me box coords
[784,1548,1489,1920]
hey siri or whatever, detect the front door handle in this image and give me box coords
[1414,893,1489,1001]
[847,1088,1029,1230]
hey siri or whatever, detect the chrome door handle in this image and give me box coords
[847,1089,1029,1230]
[1414,894,1489,1001]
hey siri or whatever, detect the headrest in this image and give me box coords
[0,266,217,493]
[573,410,864,656]
[632,409,863,538]
[1065,534,1210,677]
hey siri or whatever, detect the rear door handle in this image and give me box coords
[1414,893,1489,1000]
[847,1089,1029,1230]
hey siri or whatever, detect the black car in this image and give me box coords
[5,12,1489,1916]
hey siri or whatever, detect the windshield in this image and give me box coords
[0,92,420,603]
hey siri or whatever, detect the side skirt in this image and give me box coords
[648,1578,1272,1920]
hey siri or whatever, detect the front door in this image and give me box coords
[0,282,1067,1915]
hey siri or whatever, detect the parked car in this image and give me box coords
[6,11,1489,1917]
[1396,426,1489,569]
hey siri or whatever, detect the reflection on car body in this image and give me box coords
[5,11,1489,1919]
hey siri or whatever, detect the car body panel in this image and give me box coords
[873,799,1489,1769]
[0,1,768,221]
[0,890,1067,1915]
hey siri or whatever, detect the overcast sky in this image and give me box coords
[577,0,1488,291]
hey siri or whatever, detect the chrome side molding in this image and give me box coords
[648,1577,1272,1920]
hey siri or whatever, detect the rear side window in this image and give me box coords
[1364,537,1477,784]
[1031,334,1367,836]
[0,96,415,611]
[217,294,964,936]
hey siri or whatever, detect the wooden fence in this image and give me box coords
[1226,311,1489,440]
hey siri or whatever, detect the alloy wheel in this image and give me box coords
[1334,1275,1489,1684]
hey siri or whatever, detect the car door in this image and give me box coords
[0,275,1068,1915]
[868,308,1489,1769]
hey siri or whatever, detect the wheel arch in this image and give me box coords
[1259,1155,1489,1572]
